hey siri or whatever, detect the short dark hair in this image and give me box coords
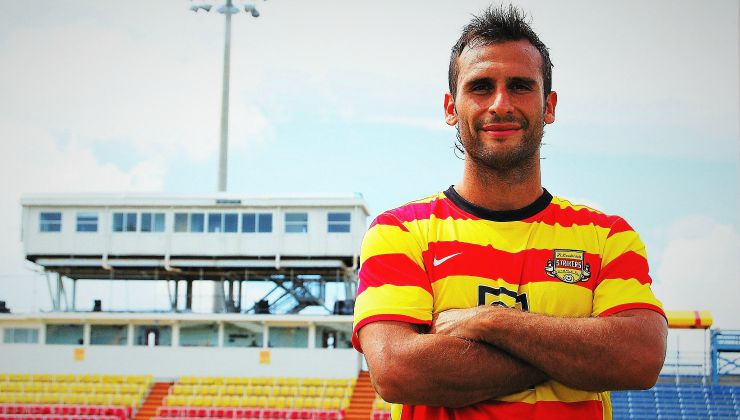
[448,5,553,99]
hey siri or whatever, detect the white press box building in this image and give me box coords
[0,193,371,378]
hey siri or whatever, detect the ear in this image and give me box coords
[444,92,457,126]
[544,91,557,124]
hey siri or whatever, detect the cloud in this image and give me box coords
[653,216,740,329]
[0,6,273,166]
[0,118,166,312]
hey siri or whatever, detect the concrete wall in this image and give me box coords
[0,344,361,379]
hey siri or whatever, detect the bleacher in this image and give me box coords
[0,374,151,420]
[370,398,390,420]
[4,373,740,420]
[157,376,355,420]
[612,383,740,419]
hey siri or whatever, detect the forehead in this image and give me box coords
[456,39,543,84]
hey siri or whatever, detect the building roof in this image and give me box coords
[21,192,371,215]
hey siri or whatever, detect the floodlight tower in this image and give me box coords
[190,0,263,313]
[190,0,261,193]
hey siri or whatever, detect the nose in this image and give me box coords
[488,88,514,115]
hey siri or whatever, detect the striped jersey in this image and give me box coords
[352,187,665,420]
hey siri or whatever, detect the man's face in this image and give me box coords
[444,40,557,172]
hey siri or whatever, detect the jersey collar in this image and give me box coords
[444,185,553,222]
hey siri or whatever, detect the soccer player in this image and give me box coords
[352,5,668,420]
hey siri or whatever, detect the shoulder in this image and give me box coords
[369,191,448,229]
[547,194,634,233]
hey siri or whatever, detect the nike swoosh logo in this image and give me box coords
[433,252,462,267]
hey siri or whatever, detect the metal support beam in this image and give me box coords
[174,280,180,312]
[711,329,740,384]
[71,279,77,311]
[186,280,193,311]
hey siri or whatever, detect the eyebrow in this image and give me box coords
[464,76,538,90]
[508,77,537,87]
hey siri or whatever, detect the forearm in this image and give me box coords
[360,322,546,407]
[472,308,667,391]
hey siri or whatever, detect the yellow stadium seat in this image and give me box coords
[31,374,47,382]
[41,393,57,404]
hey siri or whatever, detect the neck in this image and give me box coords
[456,154,543,211]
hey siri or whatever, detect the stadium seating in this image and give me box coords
[0,374,151,420]
[611,383,740,420]
[370,397,391,420]
[158,377,355,419]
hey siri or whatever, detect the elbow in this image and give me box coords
[633,353,665,390]
[370,364,412,404]
[619,348,665,390]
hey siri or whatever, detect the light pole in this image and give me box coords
[190,0,261,193]
[190,1,263,313]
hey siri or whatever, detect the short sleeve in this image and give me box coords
[591,217,666,318]
[352,212,433,353]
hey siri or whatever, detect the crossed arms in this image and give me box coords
[358,306,667,408]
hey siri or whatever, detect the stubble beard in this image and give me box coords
[457,116,544,183]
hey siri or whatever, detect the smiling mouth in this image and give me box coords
[482,124,521,137]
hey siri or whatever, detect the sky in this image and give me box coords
[0,0,738,347]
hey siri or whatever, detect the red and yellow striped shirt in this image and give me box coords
[353,187,664,420]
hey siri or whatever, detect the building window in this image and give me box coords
[242,213,272,233]
[112,213,137,232]
[208,213,238,233]
[39,212,62,232]
[90,325,128,346]
[179,322,219,347]
[140,213,165,233]
[316,324,353,349]
[174,213,205,233]
[133,325,172,346]
[190,213,204,233]
[285,212,308,233]
[268,326,308,348]
[3,328,39,344]
[174,213,188,232]
[76,212,98,232]
[328,212,351,233]
[224,322,264,348]
[45,324,84,345]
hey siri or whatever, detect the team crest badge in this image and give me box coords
[544,249,591,284]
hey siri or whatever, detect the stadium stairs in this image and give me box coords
[133,382,173,420]
[344,371,374,420]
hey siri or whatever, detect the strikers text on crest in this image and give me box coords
[545,249,591,284]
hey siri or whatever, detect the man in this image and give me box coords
[352,5,667,420]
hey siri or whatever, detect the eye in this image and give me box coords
[470,81,493,94]
[509,81,533,92]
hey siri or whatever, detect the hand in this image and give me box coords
[430,306,488,341]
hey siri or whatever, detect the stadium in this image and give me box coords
[1,1,739,420]
[1,192,740,420]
